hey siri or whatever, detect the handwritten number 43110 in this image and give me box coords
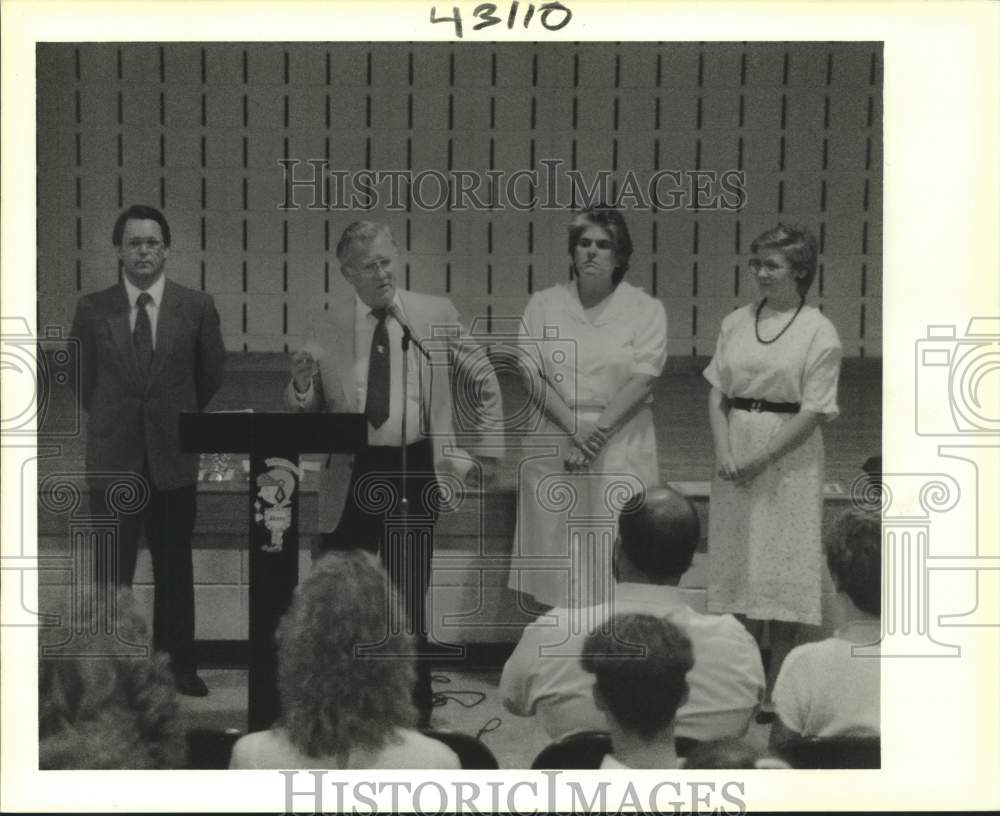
[430,2,573,38]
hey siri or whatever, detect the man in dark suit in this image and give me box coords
[286,220,504,725]
[71,205,225,696]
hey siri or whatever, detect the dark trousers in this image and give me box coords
[319,439,438,723]
[90,471,198,671]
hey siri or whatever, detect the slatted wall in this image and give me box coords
[37,42,882,356]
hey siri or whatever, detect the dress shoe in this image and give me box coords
[174,669,209,697]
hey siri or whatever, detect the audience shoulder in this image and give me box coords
[229,732,257,769]
[718,612,761,650]
[393,729,461,769]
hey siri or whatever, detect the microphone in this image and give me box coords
[385,303,409,331]
[386,303,431,359]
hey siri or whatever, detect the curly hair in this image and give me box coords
[38,589,184,769]
[580,613,693,741]
[276,550,418,760]
[749,223,819,296]
[567,205,634,286]
[825,508,882,616]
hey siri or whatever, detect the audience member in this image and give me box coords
[684,739,790,769]
[769,508,881,749]
[501,487,764,743]
[229,550,459,769]
[581,613,692,769]
[39,589,185,769]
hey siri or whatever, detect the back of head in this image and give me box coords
[824,508,881,616]
[38,589,183,769]
[580,613,693,740]
[617,487,700,581]
[277,550,417,759]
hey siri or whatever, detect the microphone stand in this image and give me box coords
[396,315,431,518]
[400,326,411,518]
[398,322,434,656]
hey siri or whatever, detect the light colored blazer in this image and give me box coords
[285,289,504,531]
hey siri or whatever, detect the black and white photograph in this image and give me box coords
[2,1,998,813]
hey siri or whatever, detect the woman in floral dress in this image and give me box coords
[704,224,842,713]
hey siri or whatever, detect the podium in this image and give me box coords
[180,412,365,731]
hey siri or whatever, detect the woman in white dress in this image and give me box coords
[510,207,668,611]
[704,224,842,713]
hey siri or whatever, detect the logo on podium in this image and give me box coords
[254,458,303,552]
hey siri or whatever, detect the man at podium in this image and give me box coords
[286,220,504,725]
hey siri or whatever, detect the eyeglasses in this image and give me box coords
[350,257,394,277]
[125,238,164,252]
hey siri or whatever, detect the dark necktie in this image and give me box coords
[366,308,390,428]
[134,291,154,375]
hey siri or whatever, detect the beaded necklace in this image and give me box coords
[755,296,805,344]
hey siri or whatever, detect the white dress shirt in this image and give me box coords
[352,293,423,447]
[123,274,165,349]
[772,622,881,738]
[500,583,765,743]
[229,726,460,769]
[293,292,423,446]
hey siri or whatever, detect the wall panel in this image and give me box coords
[37,42,881,356]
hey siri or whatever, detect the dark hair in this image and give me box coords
[618,487,701,580]
[276,550,418,759]
[750,223,818,296]
[567,206,633,286]
[824,508,882,616]
[112,205,172,248]
[581,614,693,740]
[38,589,184,769]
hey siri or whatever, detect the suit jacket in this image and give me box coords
[285,289,504,532]
[71,278,226,490]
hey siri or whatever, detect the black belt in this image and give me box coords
[731,397,800,414]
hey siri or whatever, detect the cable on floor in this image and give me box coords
[430,673,487,710]
[474,717,501,741]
